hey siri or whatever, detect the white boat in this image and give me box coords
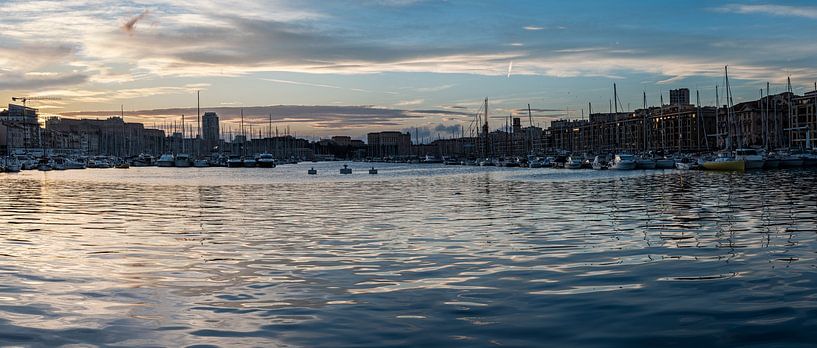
[92,156,112,168]
[610,153,637,170]
[421,155,444,164]
[64,158,86,169]
[193,159,209,167]
[157,154,175,167]
[675,157,699,170]
[132,154,155,167]
[591,156,608,170]
[255,153,276,168]
[174,153,192,167]
[734,148,764,169]
[565,156,583,169]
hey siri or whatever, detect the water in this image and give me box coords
[0,163,816,347]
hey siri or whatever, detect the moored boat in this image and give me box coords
[701,153,745,171]
[157,154,175,167]
[610,153,637,170]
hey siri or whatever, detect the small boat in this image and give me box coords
[610,153,637,170]
[37,158,52,171]
[340,164,352,174]
[226,156,243,168]
[801,152,817,167]
[157,154,175,167]
[368,167,378,174]
[701,153,745,171]
[675,157,699,170]
[64,158,86,169]
[242,158,256,168]
[655,158,676,169]
[635,156,656,170]
[565,156,583,169]
[734,148,764,169]
[174,153,192,167]
[5,159,21,173]
[132,154,155,167]
[591,156,608,170]
[421,155,444,164]
[115,162,130,169]
[92,156,112,168]
[255,153,276,168]
[193,159,209,168]
[308,167,317,175]
[763,152,780,169]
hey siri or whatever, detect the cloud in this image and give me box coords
[0,72,88,90]
[714,4,817,19]
[58,105,470,132]
[523,26,544,31]
[122,9,150,34]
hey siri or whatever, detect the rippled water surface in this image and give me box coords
[1,163,816,347]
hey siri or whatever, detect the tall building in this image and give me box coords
[202,112,220,151]
[670,88,691,106]
[367,131,412,158]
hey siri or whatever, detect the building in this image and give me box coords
[0,104,43,154]
[45,116,166,156]
[670,88,691,106]
[367,131,412,158]
[202,112,220,151]
[331,136,352,146]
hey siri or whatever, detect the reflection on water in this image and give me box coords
[0,163,816,347]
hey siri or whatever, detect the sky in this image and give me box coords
[2,0,817,139]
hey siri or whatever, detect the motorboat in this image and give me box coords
[4,158,21,172]
[565,156,583,169]
[37,158,52,171]
[610,153,637,170]
[193,159,209,167]
[157,154,175,167]
[174,153,192,167]
[132,154,155,167]
[115,162,130,169]
[734,148,764,169]
[51,158,66,170]
[421,155,444,164]
[762,151,780,169]
[64,158,86,169]
[92,156,112,168]
[778,150,804,168]
[340,164,352,174]
[255,153,276,168]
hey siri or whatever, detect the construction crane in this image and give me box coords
[11,96,62,107]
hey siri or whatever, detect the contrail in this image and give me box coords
[507,61,513,78]
[123,9,150,34]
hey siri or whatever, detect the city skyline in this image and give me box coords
[3,0,817,138]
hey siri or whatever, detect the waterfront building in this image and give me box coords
[367,131,412,158]
[45,116,166,156]
[331,136,352,146]
[0,104,43,154]
[202,112,220,152]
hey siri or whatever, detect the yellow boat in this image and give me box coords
[702,158,745,171]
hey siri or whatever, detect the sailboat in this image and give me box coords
[702,66,746,171]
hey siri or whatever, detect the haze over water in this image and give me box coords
[0,164,816,347]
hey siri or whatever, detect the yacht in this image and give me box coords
[174,153,192,167]
[421,155,444,164]
[193,159,209,167]
[93,156,112,168]
[734,148,764,169]
[37,158,52,171]
[132,154,155,167]
[52,158,66,170]
[610,153,637,170]
[255,153,276,168]
[675,157,699,170]
[655,157,676,169]
[762,150,780,169]
[778,151,804,168]
[157,154,175,167]
[5,158,21,172]
[801,151,817,167]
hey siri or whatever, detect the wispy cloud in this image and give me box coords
[714,4,817,19]
[523,26,544,31]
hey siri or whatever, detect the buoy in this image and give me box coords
[308,167,317,175]
[368,167,378,174]
[340,164,352,174]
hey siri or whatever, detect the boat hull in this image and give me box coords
[779,158,804,168]
[635,160,656,169]
[702,159,745,171]
[610,161,637,170]
[744,159,765,170]
[157,161,175,167]
[763,159,780,169]
[655,159,676,169]
[256,160,275,168]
